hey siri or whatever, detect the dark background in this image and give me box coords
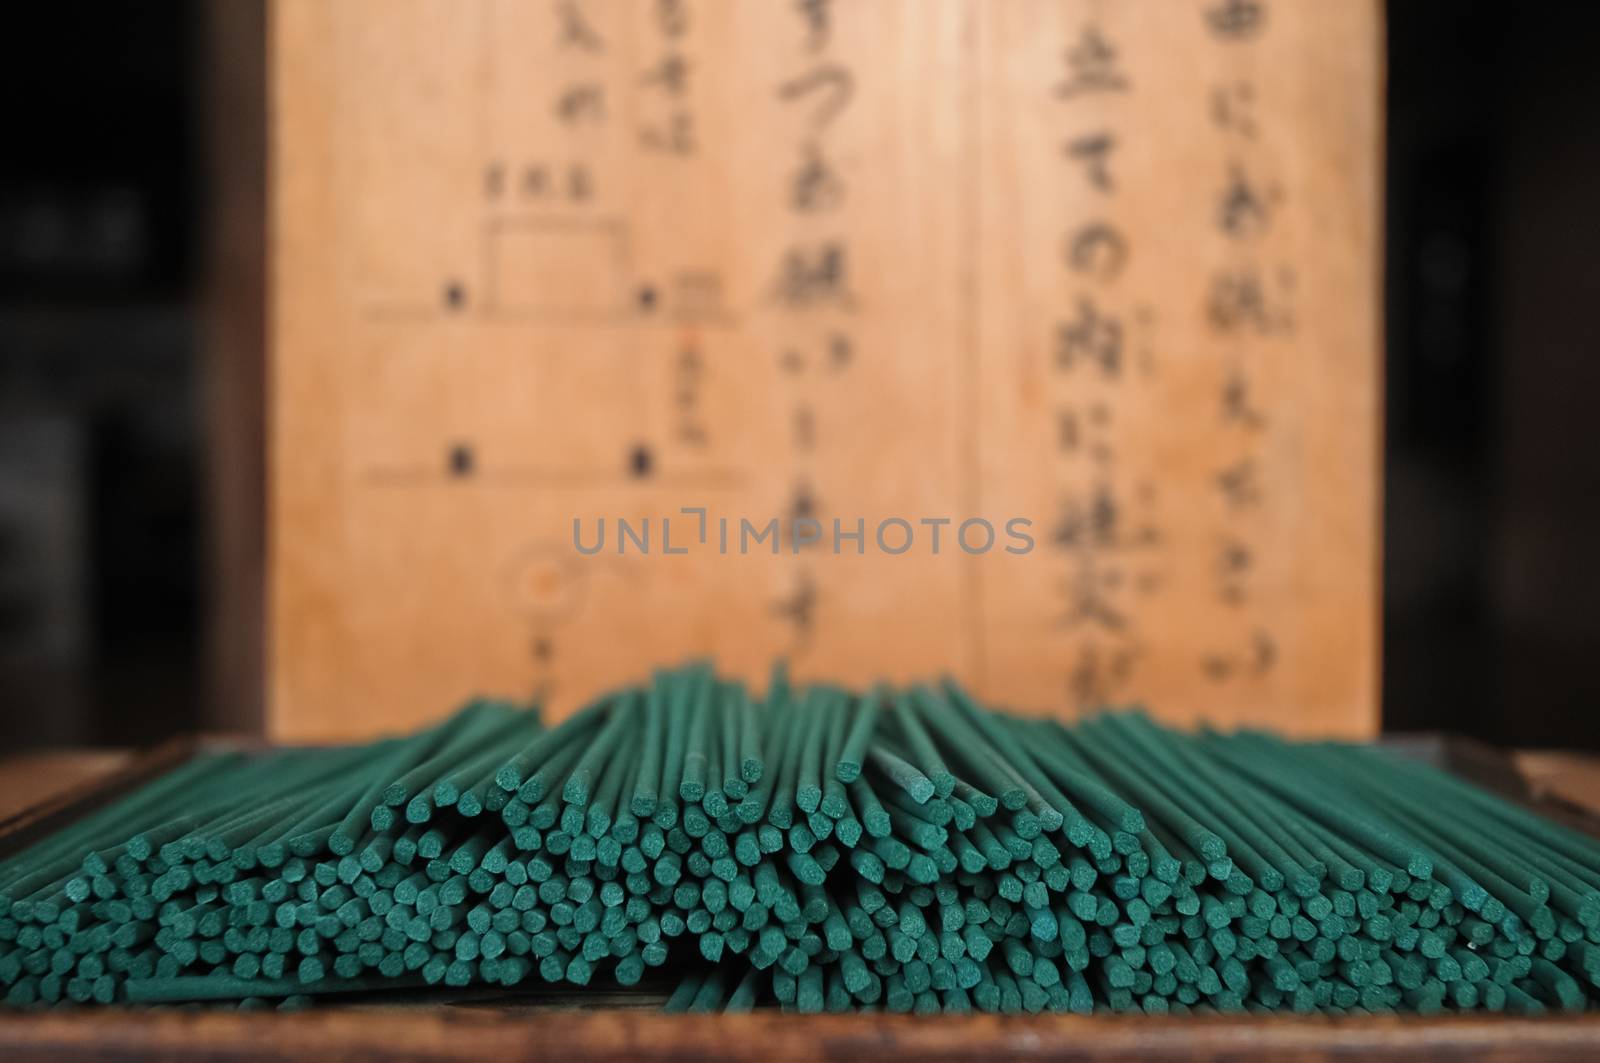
[1,2,1597,751]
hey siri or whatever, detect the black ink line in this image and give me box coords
[484,214,630,234]
[362,465,749,491]
[489,467,750,491]
[478,308,742,329]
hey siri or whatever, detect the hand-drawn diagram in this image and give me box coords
[270,0,1381,740]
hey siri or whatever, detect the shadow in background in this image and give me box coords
[0,3,199,748]
[1384,0,1600,746]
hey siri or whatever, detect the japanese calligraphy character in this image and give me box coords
[640,113,696,155]
[557,0,604,52]
[1253,630,1278,672]
[1054,404,1112,462]
[1216,537,1253,605]
[828,332,852,371]
[777,64,856,131]
[1055,298,1123,377]
[676,343,704,383]
[1058,554,1126,632]
[1206,0,1267,41]
[1053,485,1121,551]
[789,143,847,214]
[567,163,593,201]
[1199,652,1230,682]
[1211,81,1257,139]
[555,83,606,126]
[1207,266,1293,334]
[793,0,832,53]
[790,477,819,523]
[1065,132,1117,193]
[1067,222,1129,282]
[793,405,816,452]
[1054,482,1161,550]
[1055,25,1129,99]
[1056,409,1078,454]
[787,479,822,552]
[773,566,817,648]
[641,54,692,96]
[1217,163,1277,239]
[1220,367,1266,430]
[771,243,855,308]
[1068,642,1136,708]
[1201,629,1276,681]
[675,344,706,440]
[1216,457,1262,510]
[655,0,690,38]
[781,333,853,374]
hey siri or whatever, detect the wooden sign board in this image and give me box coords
[269,0,1382,740]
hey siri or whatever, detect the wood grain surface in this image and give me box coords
[268,0,1382,740]
[4,1006,1600,1062]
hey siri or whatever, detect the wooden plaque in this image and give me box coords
[269,0,1382,739]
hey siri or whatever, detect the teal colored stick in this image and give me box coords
[564,693,634,807]
[834,689,882,784]
[630,679,667,818]
[720,684,749,799]
[738,687,765,786]
[325,709,490,855]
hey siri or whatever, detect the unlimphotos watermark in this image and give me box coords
[573,508,1036,557]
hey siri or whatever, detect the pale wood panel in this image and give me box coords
[270,0,1381,740]
[973,1,1383,733]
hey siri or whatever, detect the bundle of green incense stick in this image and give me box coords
[4,661,1600,1015]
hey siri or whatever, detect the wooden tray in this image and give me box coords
[3,736,1600,1060]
